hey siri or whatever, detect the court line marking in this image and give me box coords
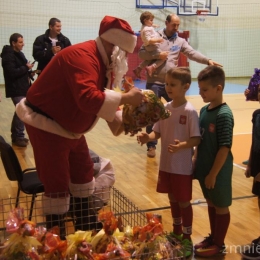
[233,163,246,170]
[233,132,252,135]
[116,194,257,214]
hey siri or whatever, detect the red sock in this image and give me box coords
[170,201,182,235]
[181,204,193,240]
[214,212,230,247]
[208,206,216,237]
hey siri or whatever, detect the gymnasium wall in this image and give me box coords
[0,0,259,84]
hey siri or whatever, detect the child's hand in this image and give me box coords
[158,51,169,60]
[156,38,164,43]
[192,157,196,173]
[137,133,149,146]
[152,24,160,28]
[244,88,250,97]
[254,172,260,182]
[205,174,216,189]
[168,140,181,153]
[245,167,251,178]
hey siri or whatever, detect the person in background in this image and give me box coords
[133,11,165,78]
[137,67,201,258]
[1,33,35,147]
[16,16,143,237]
[242,68,260,165]
[242,84,260,259]
[193,66,233,257]
[33,17,71,74]
[138,13,222,158]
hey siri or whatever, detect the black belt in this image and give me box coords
[25,100,53,119]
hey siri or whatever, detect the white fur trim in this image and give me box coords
[97,89,121,122]
[95,37,113,89]
[69,178,95,198]
[100,28,137,53]
[16,98,83,139]
[42,195,70,215]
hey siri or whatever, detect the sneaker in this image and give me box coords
[145,65,156,77]
[194,243,225,257]
[241,243,260,259]
[169,232,183,241]
[166,232,183,245]
[194,234,213,249]
[12,139,28,147]
[178,239,193,258]
[147,147,156,158]
[23,138,29,143]
[133,67,142,78]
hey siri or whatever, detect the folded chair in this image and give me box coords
[0,135,44,220]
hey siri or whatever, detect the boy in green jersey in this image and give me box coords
[193,66,234,257]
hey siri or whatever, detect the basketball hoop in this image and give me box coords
[196,9,209,22]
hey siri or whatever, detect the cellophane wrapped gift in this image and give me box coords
[246,68,260,101]
[120,76,171,136]
[0,207,181,259]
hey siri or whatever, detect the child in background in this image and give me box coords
[242,68,260,165]
[193,66,234,257]
[244,68,260,101]
[133,11,166,78]
[137,67,201,258]
[242,84,260,259]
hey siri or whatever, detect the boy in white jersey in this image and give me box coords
[137,67,201,258]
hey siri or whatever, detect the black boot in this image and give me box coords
[73,197,103,232]
[45,214,66,240]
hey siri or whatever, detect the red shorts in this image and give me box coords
[156,171,192,202]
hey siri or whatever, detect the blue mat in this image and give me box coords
[134,80,246,96]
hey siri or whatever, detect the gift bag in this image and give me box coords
[246,68,260,101]
[121,76,171,136]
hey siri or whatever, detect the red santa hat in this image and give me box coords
[99,16,137,53]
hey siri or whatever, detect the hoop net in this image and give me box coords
[196,9,209,22]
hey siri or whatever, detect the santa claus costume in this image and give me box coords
[16,16,137,235]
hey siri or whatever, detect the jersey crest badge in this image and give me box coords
[209,123,215,133]
[179,115,187,125]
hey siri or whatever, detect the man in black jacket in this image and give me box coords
[1,33,34,147]
[33,18,71,73]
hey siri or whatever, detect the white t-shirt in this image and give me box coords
[153,101,200,175]
[49,37,58,47]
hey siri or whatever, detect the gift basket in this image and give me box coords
[0,187,185,259]
[115,76,171,136]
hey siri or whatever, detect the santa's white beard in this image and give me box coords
[111,46,128,89]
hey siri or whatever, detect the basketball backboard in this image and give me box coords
[135,0,219,16]
[177,0,219,16]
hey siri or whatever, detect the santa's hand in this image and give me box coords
[121,87,143,107]
[107,110,124,136]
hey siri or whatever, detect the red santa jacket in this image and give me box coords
[26,40,119,134]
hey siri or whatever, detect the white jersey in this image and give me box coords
[153,101,200,175]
